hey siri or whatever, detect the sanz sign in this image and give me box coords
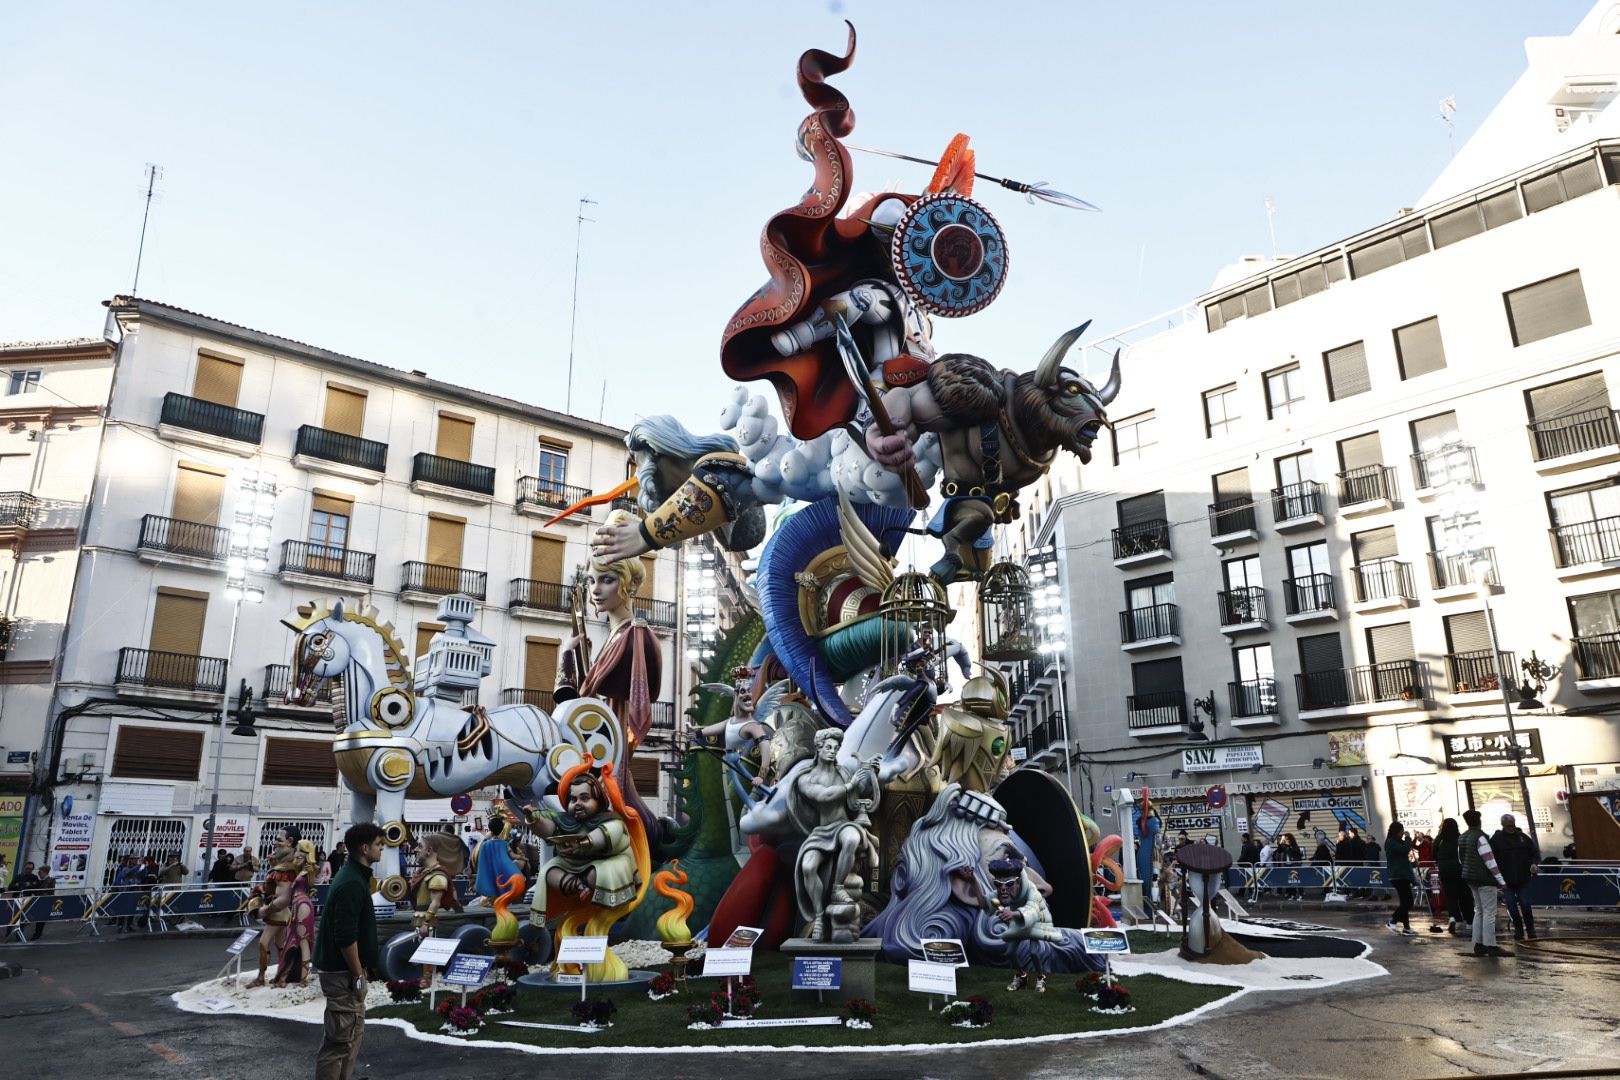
[1182,744,1263,773]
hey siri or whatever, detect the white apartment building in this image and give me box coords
[21,297,686,887]
[1005,5,1620,854]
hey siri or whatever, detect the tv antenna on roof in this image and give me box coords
[566,195,598,415]
[131,163,163,293]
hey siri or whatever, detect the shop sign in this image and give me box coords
[48,812,94,887]
[1181,743,1263,773]
[1442,729,1542,770]
[1325,729,1368,767]
[0,796,26,874]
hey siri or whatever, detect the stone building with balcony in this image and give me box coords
[23,298,688,886]
[996,9,1620,852]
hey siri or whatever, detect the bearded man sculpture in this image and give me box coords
[786,728,881,943]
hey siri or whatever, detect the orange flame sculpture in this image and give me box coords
[653,860,695,944]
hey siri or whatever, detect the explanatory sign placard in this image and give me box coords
[553,935,609,966]
[226,929,259,956]
[790,956,842,991]
[907,959,957,996]
[443,954,496,987]
[1080,928,1133,954]
[408,937,461,966]
[919,938,969,967]
[702,946,754,977]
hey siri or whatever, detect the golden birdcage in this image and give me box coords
[878,570,953,675]
[978,560,1040,662]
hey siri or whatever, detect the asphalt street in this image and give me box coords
[2,908,1617,1080]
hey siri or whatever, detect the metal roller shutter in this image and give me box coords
[171,462,225,525]
[436,414,475,461]
[1395,318,1447,379]
[1410,411,1459,451]
[1506,271,1592,347]
[1213,468,1249,500]
[1366,622,1415,663]
[112,725,204,781]
[1352,526,1398,562]
[1527,372,1607,421]
[1298,633,1344,674]
[1324,341,1370,400]
[261,737,339,788]
[1443,611,1491,654]
[192,353,244,407]
[323,385,367,437]
[149,590,207,656]
[1117,491,1166,528]
[524,638,559,691]
[530,533,565,582]
[1130,657,1184,695]
[1337,432,1384,472]
[425,515,465,566]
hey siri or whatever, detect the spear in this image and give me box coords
[843,142,1100,212]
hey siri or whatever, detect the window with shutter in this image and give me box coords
[1130,657,1184,695]
[1117,491,1166,528]
[1297,633,1344,674]
[1352,526,1398,563]
[629,754,661,795]
[192,352,244,407]
[1443,611,1491,655]
[112,725,204,781]
[1213,468,1249,500]
[322,385,367,437]
[530,534,565,582]
[425,514,465,567]
[1337,432,1384,472]
[1480,189,1523,228]
[435,413,475,461]
[1394,318,1447,380]
[415,622,444,659]
[1505,270,1592,346]
[524,638,559,690]
[1569,592,1620,637]
[1366,622,1415,663]
[149,589,207,656]
[1409,411,1459,452]
[638,555,657,599]
[1526,373,1608,421]
[1323,341,1370,401]
[1430,204,1484,248]
[261,737,339,787]
[171,462,225,526]
[308,491,352,559]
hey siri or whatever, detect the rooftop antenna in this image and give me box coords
[565,195,598,415]
[598,379,607,423]
[1264,197,1278,260]
[132,163,163,293]
[1440,96,1458,158]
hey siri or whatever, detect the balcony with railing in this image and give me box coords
[1337,464,1397,514]
[117,646,227,696]
[1228,678,1280,723]
[1445,649,1516,696]
[1118,603,1180,650]
[1272,481,1326,530]
[1528,406,1620,469]
[1283,573,1337,622]
[633,597,678,629]
[1026,715,1071,765]
[1412,443,1479,493]
[1296,660,1426,715]
[501,687,557,710]
[517,476,591,517]
[1127,691,1187,735]
[159,391,264,448]
[1112,519,1171,566]
[293,425,388,477]
[509,578,571,616]
[1352,558,1415,611]
[612,495,640,514]
[401,561,488,600]
[1550,515,1620,574]
[1208,498,1259,543]
[1217,586,1268,633]
[0,491,39,530]
[1574,631,1620,685]
[411,452,496,500]
[262,663,338,710]
[1429,549,1500,596]
[138,514,229,565]
[280,540,375,586]
[649,701,677,734]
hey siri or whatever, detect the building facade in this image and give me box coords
[20,298,687,886]
[1007,10,1620,855]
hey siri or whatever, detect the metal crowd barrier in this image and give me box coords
[1222,861,1620,908]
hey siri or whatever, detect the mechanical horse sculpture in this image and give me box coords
[282,596,629,903]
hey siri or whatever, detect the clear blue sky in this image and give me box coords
[0,1,1593,432]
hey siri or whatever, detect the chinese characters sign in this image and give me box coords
[1442,729,1542,770]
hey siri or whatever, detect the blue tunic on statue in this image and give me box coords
[475,834,521,898]
[1136,812,1161,884]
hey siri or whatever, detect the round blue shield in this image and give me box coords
[889,194,1009,317]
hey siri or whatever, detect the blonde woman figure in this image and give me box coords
[565,510,664,746]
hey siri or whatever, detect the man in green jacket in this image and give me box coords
[1459,809,1510,958]
[314,822,385,1080]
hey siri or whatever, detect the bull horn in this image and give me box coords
[1035,320,1091,388]
[1097,347,1123,405]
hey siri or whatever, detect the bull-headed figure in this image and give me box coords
[283,598,626,901]
[866,328,1121,583]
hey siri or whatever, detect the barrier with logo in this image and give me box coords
[1222,862,1620,908]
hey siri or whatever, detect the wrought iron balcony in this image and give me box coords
[159,392,264,445]
[1208,497,1258,537]
[1573,631,1620,680]
[139,514,229,561]
[1337,464,1397,507]
[294,425,387,473]
[612,495,640,514]
[633,597,677,628]
[117,646,227,694]
[1352,559,1415,604]
[1445,649,1515,694]
[0,491,39,529]
[1272,480,1325,523]
[401,561,487,600]
[411,452,495,496]
[1229,678,1279,718]
[1284,573,1336,615]
[1126,691,1187,731]
[509,578,571,614]
[262,663,337,708]
[1218,586,1267,626]
[1412,444,1479,490]
[281,540,375,584]
[1528,407,1619,462]
[1112,518,1171,561]
[650,702,677,733]
[1550,515,1620,568]
[500,688,556,710]
[1296,660,1424,711]
[1118,603,1179,645]
[1429,549,1500,589]
[517,476,590,513]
